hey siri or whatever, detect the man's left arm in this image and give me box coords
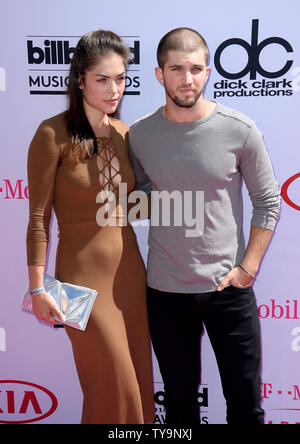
[218,123,281,291]
[217,225,273,290]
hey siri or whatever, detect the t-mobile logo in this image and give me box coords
[0,66,6,91]
[0,327,6,351]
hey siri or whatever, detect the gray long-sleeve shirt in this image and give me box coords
[129,102,280,293]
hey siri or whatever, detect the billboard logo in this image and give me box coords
[27,39,140,66]
[0,380,58,424]
[213,20,294,99]
[153,383,208,424]
[27,40,75,65]
[27,36,141,95]
[0,328,6,352]
[0,67,6,92]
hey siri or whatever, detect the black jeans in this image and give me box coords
[147,285,264,424]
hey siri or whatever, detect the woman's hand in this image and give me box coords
[32,292,66,325]
[217,266,254,292]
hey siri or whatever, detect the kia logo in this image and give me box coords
[281,173,300,211]
[0,380,58,424]
[214,19,294,80]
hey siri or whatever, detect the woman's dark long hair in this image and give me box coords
[65,30,129,159]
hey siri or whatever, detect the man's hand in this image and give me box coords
[217,225,274,292]
[217,266,254,292]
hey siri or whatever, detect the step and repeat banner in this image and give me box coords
[0,0,299,424]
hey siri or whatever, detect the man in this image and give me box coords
[129,28,280,424]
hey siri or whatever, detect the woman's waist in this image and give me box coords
[56,223,141,269]
[58,220,137,242]
[55,199,130,226]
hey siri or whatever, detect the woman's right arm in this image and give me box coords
[26,121,66,325]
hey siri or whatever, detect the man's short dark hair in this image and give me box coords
[157,27,209,69]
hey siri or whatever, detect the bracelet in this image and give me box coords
[29,286,45,296]
[238,265,256,279]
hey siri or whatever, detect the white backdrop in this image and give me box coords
[0,0,299,424]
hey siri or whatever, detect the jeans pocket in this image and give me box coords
[222,284,255,303]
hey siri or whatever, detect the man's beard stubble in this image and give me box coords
[165,86,202,108]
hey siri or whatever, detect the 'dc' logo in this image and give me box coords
[281,173,300,211]
[214,19,294,80]
[0,380,58,424]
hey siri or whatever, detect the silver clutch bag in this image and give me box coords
[22,275,97,331]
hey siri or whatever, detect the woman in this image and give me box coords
[26,30,154,424]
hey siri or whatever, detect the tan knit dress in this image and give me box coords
[26,112,154,424]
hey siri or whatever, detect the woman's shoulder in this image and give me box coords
[38,112,68,137]
[29,112,70,158]
[32,112,71,154]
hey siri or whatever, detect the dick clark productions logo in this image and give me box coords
[213,19,294,98]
